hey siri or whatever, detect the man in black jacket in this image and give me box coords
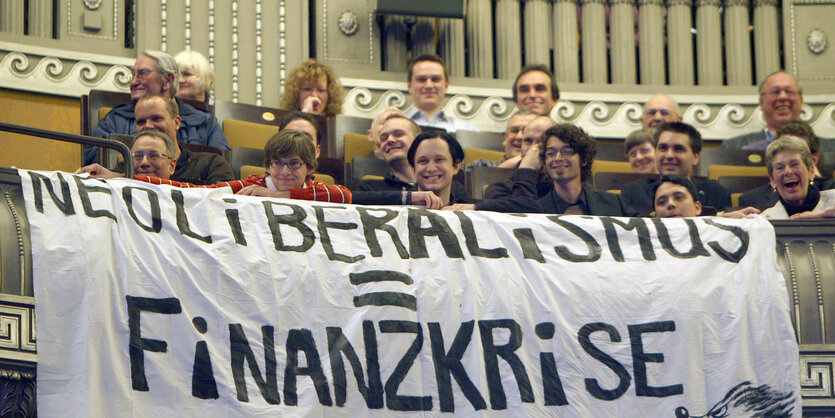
[534,124,636,216]
[620,122,730,215]
[352,114,467,208]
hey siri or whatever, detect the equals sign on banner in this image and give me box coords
[349,270,416,311]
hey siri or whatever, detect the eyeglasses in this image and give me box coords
[628,146,653,158]
[645,109,670,116]
[131,68,158,82]
[545,147,577,159]
[761,87,799,97]
[132,151,170,162]
[270,160,305,170]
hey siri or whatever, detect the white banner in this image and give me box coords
[22,170,800,417]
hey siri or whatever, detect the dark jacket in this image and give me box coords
[537,187,638,216]
[86,97,229,164]
[475,167,549,213]
[352,173,473,205]
[172,147,236,185]
[620,176,731,216]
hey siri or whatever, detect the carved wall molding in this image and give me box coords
[341,78,835,139]
[0,48,131,97]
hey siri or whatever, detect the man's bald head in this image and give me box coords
[641,94,682,128]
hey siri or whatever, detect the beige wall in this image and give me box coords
[0,89,81,172]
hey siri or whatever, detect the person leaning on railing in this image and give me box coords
[726,136,835,219]
[83,130,351,204]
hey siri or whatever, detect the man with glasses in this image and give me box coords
[641,94,682,129]
[533,124,636,215]
[723,71,804,150]
[82,94,234,185]
[82,130,177,180]
[85,50,229,164]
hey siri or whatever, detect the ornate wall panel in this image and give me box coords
[785,0,835,88]
[341,77,835,140]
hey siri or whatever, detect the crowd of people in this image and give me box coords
[79,49,835,221]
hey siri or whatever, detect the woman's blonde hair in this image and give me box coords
[174,50,214,98]
[280,59,344,116]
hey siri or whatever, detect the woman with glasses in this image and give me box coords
[624,128,658,174]
[135,130,351,203]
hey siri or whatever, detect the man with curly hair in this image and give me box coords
[404,54,476,133]
[533,124,636,215]
[280,59,344,117]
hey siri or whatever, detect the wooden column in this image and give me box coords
[695,0,723,85]
[666,0,694,85]
[753,0,780,83]
[439,18,465,78]
[384,16,408,72]
[496,0,523,79]
[581,0,608,83]
[609,0,637,84]
[724,0,752,85]
[467,0,494,78]
[553,0,579,82]
[638,0,666,84]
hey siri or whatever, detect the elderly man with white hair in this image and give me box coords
[85,50,229,165]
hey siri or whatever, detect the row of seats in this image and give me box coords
[82,89,835,209]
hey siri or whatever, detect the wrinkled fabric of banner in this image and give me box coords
[23,170,801,417]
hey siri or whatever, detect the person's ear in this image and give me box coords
[694,201,702,216]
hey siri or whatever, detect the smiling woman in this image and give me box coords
[175,50,214,104]
[761,135,835,219]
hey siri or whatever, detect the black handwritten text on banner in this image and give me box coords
[23,171,800,417]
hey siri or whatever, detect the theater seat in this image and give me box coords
[708,164,768,181]
[591,160,632,177]
[464,148,504,167]
[223,119,280,149]
[344,132,374,164]
[313,173,335,185]
[240,164,265,179]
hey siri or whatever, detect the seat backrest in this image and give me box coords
[240,164,265,179]
[317,156,344,185]
[464,148,504,167]
[591,160,632,177]
[456,130,504,152]
[596,141,629,162]
[465,166,514,200]
[349,156,390,189]
[313,173,335,185]
[214,99,330,155]
[708,164,768,181]
[329,114,372,160]
[592,172,657,192]
[223,119,280,150]
[697,148,764,176]
[230,146,264,178]
[344,132,374,163]
[716,175,771,194]
[84,89,131,136]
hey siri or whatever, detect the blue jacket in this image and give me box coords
[85,97,229,164]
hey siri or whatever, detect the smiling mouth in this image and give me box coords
[783,179,800,190]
